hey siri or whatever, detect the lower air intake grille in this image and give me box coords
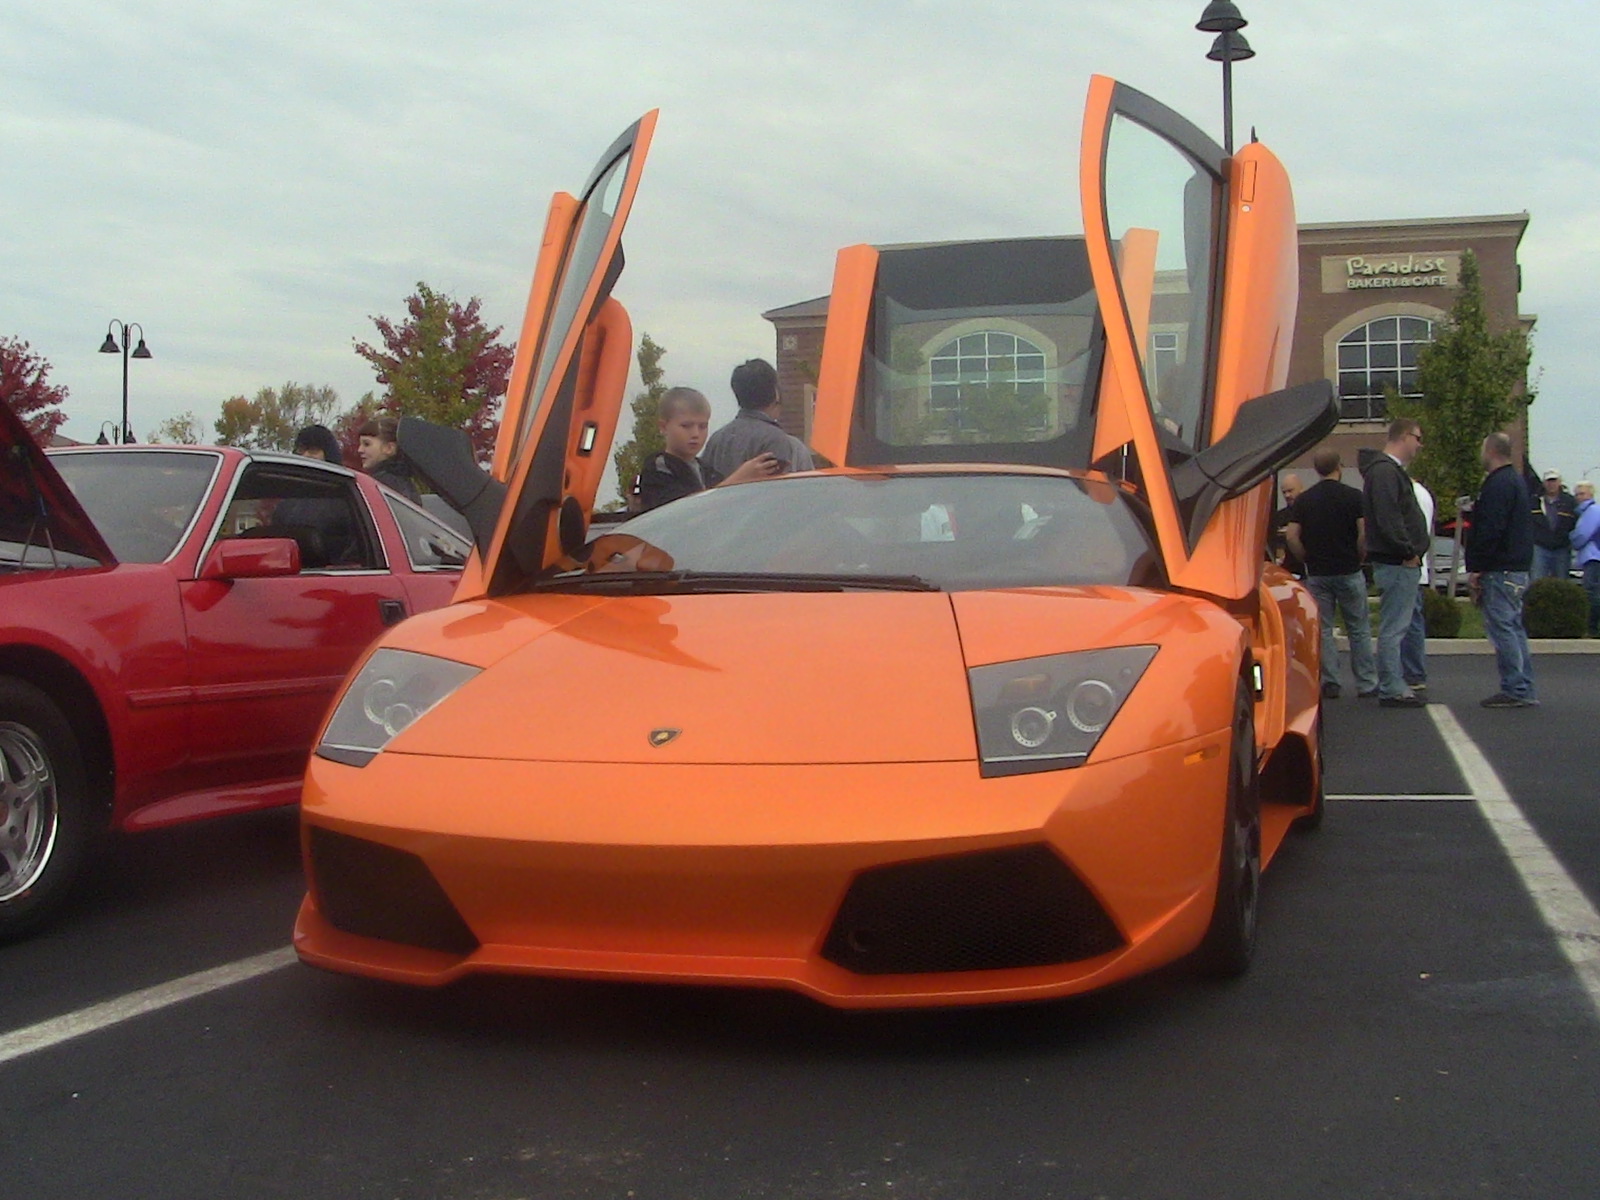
[821,843,1123,975]
[309,827,479,956]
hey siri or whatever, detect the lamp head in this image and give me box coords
[99,333,120,354]
[131,338,152,359]
[1207,31,1255,61]
[1197,1,1247,32]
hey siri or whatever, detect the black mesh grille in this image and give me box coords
[309,827,479,956]
[821,844,1124,975]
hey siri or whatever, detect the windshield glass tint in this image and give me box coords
[508,148,632,462]
[860,239,1101,457]
[51,450,217,562]
[1102,114,1220,458]
[569,474,1162,591]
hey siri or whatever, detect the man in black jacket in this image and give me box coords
[1361,418,1430,707]
[1530,468,1578,580]
[1467,432,1537,707]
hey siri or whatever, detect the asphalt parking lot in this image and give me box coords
[2,653,1597,1199]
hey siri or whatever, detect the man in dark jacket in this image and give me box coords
[1467,432,1537,707]
[1361,418,1430,707]
[1530,468,1578,580]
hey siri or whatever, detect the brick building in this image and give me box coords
[763,213,1533,470]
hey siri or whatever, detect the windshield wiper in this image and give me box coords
[530,570,938,595]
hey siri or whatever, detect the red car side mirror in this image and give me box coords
[199,537,302,580]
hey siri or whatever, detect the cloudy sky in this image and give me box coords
[6,0,1600,489]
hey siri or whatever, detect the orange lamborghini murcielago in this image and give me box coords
[293,77,1338,1007]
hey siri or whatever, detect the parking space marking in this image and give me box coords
[1431,707,1600,1020]
[0,946,295,1066]
[1328,793,1476,802]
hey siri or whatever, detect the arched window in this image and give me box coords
[1337,316,1435,421]
[927,331,1049,441]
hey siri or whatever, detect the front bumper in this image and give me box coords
[294,734,1231,1007]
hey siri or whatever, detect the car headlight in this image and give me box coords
[316,648,480,767]
[968,646,1157,777]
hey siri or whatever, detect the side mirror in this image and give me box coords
[1171,380,1338,543]
[199,537,301,580]
[397,417,506,557]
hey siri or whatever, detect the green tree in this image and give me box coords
[149,411,203,444]
[354,282,514,463]
[1390,250,1533,520]
[608,333,669,511]
[213,382,344,450]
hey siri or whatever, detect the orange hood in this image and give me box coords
[390,591,976,765]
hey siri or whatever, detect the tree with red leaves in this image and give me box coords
[354,282,514,463]
[0,336,69,442]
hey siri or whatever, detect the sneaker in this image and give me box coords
[1379,694,1428,708]
[1407,681,1428,693]
[1480,693,1537,708]
[1356,689,1379,699]
[1321,682,1342,699]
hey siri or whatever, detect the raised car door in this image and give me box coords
[1080,74,1302,599]
[470,112,656,598]
[1079,74,1229,587]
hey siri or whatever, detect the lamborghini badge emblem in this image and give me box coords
[649,728,681,747]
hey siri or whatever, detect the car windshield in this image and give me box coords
[550,473,1164,593]
[50,450,218,563]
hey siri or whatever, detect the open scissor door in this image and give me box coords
[1081,76,1322,599]
[473,111,657,598]
[1080,75,1230,587]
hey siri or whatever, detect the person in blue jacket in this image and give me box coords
[1465,432,1536,707]
[1570,480,1600,637]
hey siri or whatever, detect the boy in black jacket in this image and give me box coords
[636,387,779,512]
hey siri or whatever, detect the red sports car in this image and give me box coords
[0,403,471,938]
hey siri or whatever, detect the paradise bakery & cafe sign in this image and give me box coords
[1320,252,1460,292]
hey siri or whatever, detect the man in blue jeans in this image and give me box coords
[1286,448,1376,700]
[1361,419,1430,708]
[1466,432,1537,707]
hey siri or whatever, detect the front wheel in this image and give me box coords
[1195,677,1261,977]
[0,678,92,942]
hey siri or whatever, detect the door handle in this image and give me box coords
[378,598,408,626]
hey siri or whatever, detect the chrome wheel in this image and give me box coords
[0,721,59,904]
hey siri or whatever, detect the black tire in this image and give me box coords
[1294,704,1327,831]
[0,677,92,942]
[1195,677,1261,978]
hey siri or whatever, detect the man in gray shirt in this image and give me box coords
[703,358,815,479]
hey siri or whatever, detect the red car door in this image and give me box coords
[180,457,411,791]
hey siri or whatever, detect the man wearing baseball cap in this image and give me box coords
[1530,467,1578,580]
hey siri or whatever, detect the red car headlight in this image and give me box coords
[968,646,1157,777]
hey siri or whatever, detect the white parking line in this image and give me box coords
[0,946,296,1066]
[1431,707,1600,1020]
[1327,793,1475,802]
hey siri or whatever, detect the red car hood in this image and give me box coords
[0,402,115,567]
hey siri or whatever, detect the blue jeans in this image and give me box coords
[1582,560,1600,636]
[1307,572,1376,692]
[1372,562,1421,699]
[1479,571,1535,700]
[1532,544,1571,580]
[1402,586,1427,686]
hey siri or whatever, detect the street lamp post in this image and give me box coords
[98,320,152,444]
[1196,1,1255,155]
